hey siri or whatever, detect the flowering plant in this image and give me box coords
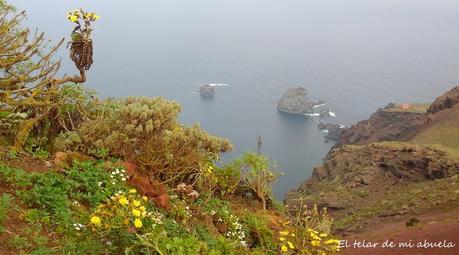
[67,9,99,41]
[89,189,163,235]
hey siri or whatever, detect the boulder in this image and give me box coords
[199,84,215,98]
[277,87,315,114]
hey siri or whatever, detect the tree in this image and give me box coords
[0,2,97,148]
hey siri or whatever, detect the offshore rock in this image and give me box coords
[199,84,215,98]
[277,87,315,114]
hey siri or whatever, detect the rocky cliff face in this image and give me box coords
[285,86,459,234]
[427,86,459,114]
[339,106,428,145]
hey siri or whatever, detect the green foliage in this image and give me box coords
[227,152,280,210]
[0,193,12,232]
[243,214,276,250]
[6,147,18,159]
[77,97,233,182]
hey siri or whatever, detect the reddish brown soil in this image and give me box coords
[341,209,459,255]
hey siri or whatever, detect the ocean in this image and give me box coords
[11,0,459,198]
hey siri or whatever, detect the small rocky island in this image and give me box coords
[199,84,215,98]
[277,87,331,117]
[277,87,315,114]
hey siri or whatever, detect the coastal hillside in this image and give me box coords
[286,86,459,254]
[0,2,342,254]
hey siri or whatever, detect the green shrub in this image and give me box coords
[243,214,275,250]
[77,97,233,182]
[226,152,280,210]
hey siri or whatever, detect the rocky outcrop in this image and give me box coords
[340,105,428,145]
[309,144,458,186]
[277,87,315,114]
[427,86,459,114]
[199,84,215,98]
[318,122,345,141]
[285,143,459,232]
[285,86,459,234]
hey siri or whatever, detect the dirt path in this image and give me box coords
[340,209,459,255]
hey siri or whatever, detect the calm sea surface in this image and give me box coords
[11,0,459,198]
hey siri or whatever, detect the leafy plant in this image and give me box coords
[77,97,233,182]
[0,193,12,232]
[227,152,280,210]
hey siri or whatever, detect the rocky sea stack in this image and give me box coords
[277,87,315,114]
[199,84,215,98]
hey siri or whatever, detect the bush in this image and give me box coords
[226,152,280,210]
[77,97,233,182]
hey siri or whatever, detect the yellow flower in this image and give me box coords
[279,237,286,241]
[325,239,340,245]
[291,233,296,237]
[281,245,288,252]
[287,241,294,249]
[307,228,318,234]
[118,196,129,206]
[129,189,137,194]
[90,215,101,226]
[93,14,100,20]
[279,230,289,236]
[142,196,148,201]
[133,200,141,207]
[311,240,321,247]
[134,218,143,228]
[70,15,78,22]
[319,233,328,238]
[132,209,141,217]
[139,205,146,212]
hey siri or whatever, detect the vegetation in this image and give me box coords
[0,1,340,254]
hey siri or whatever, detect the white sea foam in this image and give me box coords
[207,83,228,87]
[313,103,327,108]
[329,111,336,117]
[305,113,321,117]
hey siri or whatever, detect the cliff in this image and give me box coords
[286,86,459,239]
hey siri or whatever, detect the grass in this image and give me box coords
[412,104,459,150]
[334,175,459,231]
[384,103,430,114]
[0,194,12,233]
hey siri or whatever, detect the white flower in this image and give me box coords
[121,178,126,181]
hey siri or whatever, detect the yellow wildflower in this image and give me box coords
[139,206,146,212]
[291,233,296,237]
[325,239,340,245]
[319,233,328,238]
[279,230,289,236]
[133,200,141,207]
[307,228,318,234]
[132,209,141,217]
[129,189,137,194]
[279,237,286,241]
[119,196,129,206]
[281,245,288,252]
[134,218,143,228]
[90,215,101,226]
[69,15,78,22]
[142,196,148,201]
[287,241,294,249]
[311,240,321,247]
